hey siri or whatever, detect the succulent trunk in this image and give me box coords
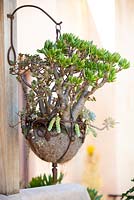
[72,87,88,121]
[61,105,71,129]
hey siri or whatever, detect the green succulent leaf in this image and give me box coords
[87,188,103,200]
[28,172,64,188]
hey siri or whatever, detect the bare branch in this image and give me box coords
[90,124,106,131]
[85,77,108,98]
[20,75,33,90]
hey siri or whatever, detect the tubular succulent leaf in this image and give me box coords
[48,117,56,131]
[74,123,81,137]
[56,116,61,133]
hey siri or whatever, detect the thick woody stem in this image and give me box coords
[72,77,108,121]
[72,87,89,121]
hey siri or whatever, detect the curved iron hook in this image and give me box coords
[7,5,62,66]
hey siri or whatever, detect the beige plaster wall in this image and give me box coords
[115,0,134,193]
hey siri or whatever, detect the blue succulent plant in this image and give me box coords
[89,111,96,121]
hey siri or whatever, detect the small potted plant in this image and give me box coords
[9,33,130,164]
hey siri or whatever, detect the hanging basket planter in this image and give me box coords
[8,5,130,171]
[27,132,82,163]
[26,118,85,163]
[27,127,83,163]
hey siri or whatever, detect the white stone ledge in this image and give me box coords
[0,184,90,200]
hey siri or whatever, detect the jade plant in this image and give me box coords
[9,33,130,162]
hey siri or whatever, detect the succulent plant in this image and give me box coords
[10,33,130,138]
